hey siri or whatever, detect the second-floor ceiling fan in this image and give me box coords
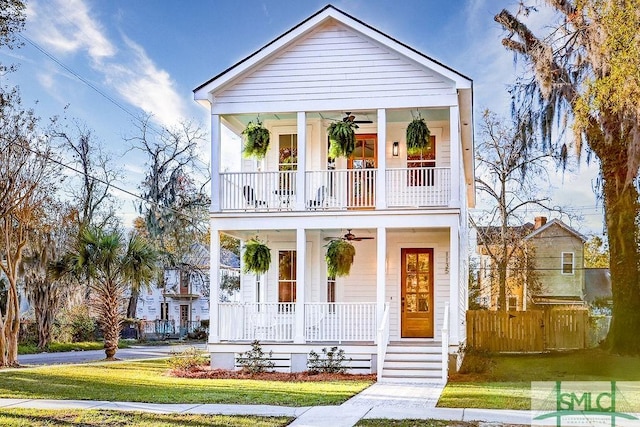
[324,229,374,242]
[342,112,373,124]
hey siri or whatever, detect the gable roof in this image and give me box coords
[193,4,472,98]
[523,219,587,242]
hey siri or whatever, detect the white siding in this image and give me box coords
[214,22,455,110]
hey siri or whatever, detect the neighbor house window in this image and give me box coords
[160,302,169,320]
[562,252,574,275]
[278,250,296,303]
[507,296,519,311]
[407,135,436,186]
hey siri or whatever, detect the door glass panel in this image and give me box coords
[407,273,417,292]
[407,254,417,271]
[406,294,417,312]
[418,274,429,293]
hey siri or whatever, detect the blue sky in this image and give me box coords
[0,0,604,234]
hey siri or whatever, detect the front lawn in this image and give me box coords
[0,409,291,427]
[439,348,640,409]
[0,359,372,406]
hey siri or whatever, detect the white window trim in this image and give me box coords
[561,252,575,275]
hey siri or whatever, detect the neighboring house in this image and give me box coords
[135,245,240,337]
[194,5,474,383]
[477,217,587,310]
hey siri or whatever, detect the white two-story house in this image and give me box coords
[194,5,474,383]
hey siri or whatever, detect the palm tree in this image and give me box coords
[52,227,157,359]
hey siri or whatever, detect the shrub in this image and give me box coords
[168,346,209,371]
[236,340,274,374]
[53,305,97,343]
[307,346,351,374]
[187,326,208,340]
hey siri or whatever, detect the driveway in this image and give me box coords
[17,343,207,366]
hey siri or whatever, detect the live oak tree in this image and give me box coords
[127,115,209,317]
[20,203,77,350]
[473,110,552,310]
[495,0,640,353]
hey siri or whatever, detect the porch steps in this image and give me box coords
[381,341,443,383]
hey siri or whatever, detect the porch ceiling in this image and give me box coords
[224,109,450,128]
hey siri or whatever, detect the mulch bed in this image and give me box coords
[170,366,376,382]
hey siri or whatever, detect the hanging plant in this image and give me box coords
[406,116,431,155]
[327,119,358,158]
[243,238,271,275]
[325,239,356,278]
[242,119,270,159]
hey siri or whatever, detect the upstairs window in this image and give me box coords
[561,252,574,275]
[279,134,297,171]
[407,135,436,186]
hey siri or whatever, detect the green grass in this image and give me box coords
[0,359,372,406]
[439,348,640,410]
[0,409,291,427]
[18,340,132,355]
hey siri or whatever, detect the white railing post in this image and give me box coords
[376,303,390,381]
[442,302,450,383]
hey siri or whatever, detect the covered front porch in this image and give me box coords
[208,223,463,382]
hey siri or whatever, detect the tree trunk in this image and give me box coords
[99,283,123,360]
[601,158,640,354]
[126,290,139,319]
[498,261,508,311]
[36,302,53,351]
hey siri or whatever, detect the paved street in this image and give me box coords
[17,343,206,366]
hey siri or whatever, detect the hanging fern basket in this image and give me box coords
[406,117,431,156]
[242,120,270,159]
[327,120,357,158]
[325,239,356,278]
[243,239,271,275]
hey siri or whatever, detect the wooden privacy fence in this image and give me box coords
[466,309,589,352]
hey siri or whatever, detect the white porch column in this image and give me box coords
[295,112,307,211]
[210,114,221,212]
[376,109,387,209]
[376,227,387,329]
[449,106,461,208]
[448,222,460,346]
[209,227,221,343]
[294,227,306,343]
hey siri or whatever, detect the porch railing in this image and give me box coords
[386,167,451,207]
[218,302,376,342]
[304,302,376,342]
[219,168,451,211]
[219,303,296,341]
[306,169,376,210]
[220,171,296,211]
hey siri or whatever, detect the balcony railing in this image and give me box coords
[386,167,450,207]
[218,167,450,211]
[217,302,376,342]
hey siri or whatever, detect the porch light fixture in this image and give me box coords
[392,141,399,156]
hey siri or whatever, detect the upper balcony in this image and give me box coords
[219,168,451,212]
[210,109,473,214]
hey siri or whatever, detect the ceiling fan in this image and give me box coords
[324,229,374,242]
[342,112,373,124]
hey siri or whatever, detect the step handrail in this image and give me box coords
[376,302,390,381]
[441,302,450,382]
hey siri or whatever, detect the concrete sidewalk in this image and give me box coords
[0,382,533,426]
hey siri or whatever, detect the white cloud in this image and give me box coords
[27,0,115,61]
[103,36,187,127]
[27,0,186,129]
